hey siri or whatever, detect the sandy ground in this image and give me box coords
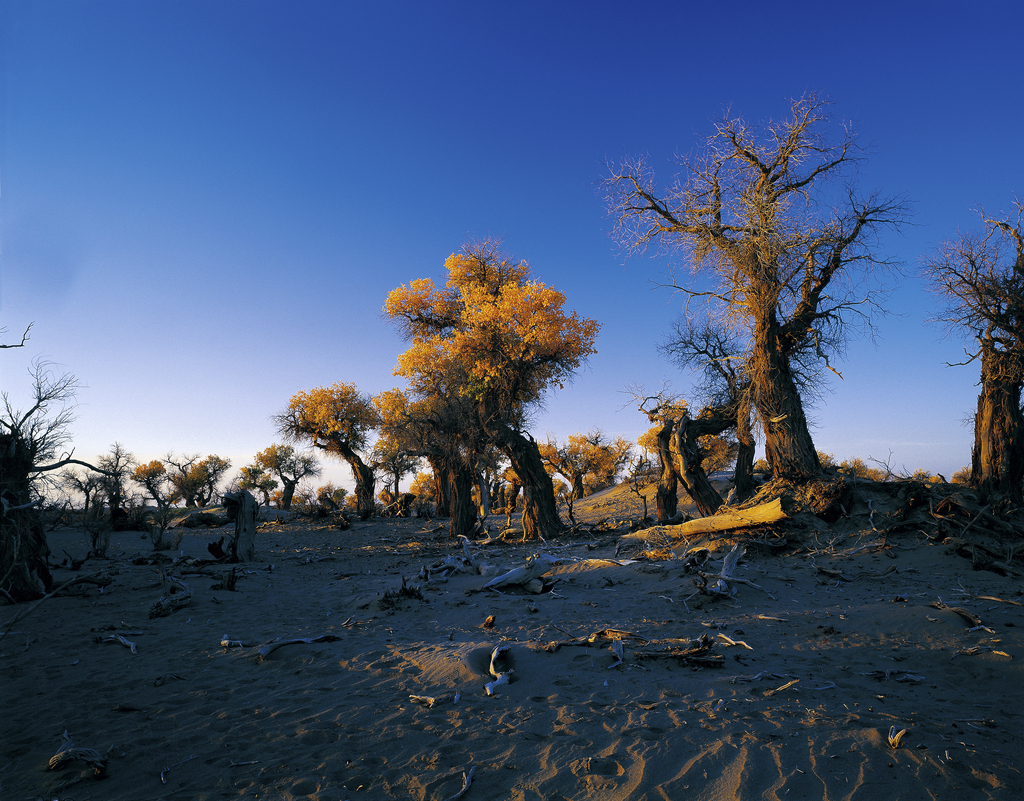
[2,490,1023,801]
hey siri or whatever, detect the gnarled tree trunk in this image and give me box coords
[733,393,757,502]
[971,359,1024,504]
[445,457,477,539]
[0,433,52,601]
[483,413,561,539]
[672,410,727,518]
[753,314,821,481]
[427,457,450,516]
[223,490,257,562]
[653,418,678,523]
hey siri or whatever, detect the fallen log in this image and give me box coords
[481,554,557,591]
[668,498,788,539]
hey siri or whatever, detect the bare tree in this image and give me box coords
[1,362,100,600]
[924,200,1024,503]
[661,320,757,501]
[606,95,906,481]
[97,443,136,516]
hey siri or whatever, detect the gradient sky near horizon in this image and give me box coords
[2,0,1023,491]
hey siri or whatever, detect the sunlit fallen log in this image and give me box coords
[668,498,788,538]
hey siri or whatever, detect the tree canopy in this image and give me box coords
[606,95,906,481]
[384,241,600,538]
[275,383,379,518]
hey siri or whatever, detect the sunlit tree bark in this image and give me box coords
[925,201,1024,503]
[607,95,906,482]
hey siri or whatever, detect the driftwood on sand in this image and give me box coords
[48,730,108,781]
[481,553,557,592]
[667,498,788,538]
[484,644,513,695]
[148,567,192,618]
[542,628,724,667]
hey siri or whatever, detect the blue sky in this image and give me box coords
[2,0,1022,491]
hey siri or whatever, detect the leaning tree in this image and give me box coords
[275,383,379,519]
[384,240,600,539]
[606,94,906,481]
[924,200,1024,504]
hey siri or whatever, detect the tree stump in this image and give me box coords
[222,490,257,562]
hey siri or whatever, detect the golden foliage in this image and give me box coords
[134,460,166,481]
[384,245,600,408]
[280,382,379,454]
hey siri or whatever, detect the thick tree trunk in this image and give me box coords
[505,481,521,512]
[672,411,725,518]
[427,457,450,517]
[971,361,1024,504]
[349,457,376,520]
[752,313,821,481]
[733,393,757,502]
[0,433,53,601]
[446,458,478,539]
[570,473,585,502]
[487,430,561,539]
[477,473,491,517]
[281,478,297,510]
[653,418,678,522]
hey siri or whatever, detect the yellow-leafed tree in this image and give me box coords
[275,383,379,519]
[385,241,600,539]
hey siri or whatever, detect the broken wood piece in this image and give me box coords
[222,490,258,562]
[542,628,649,652]
[256,634,342,660]
[48,731,107,778]
[717,633,752,650]
[950,644,1013,660]
[441,765,476,801]
[220,635,255,649]
[97,634,137,654]
[629,633,723,667]
[160,754,197,784]
[148,568,192,619]
[668,498,788,539]
[409,694,447,707]
[488,644,511,677]
[484,673,510,696]
[929,600,981,627]
[888,726,907,749]
[482,554,557,590]
[484,644,513,695]
[763,678,799,697]
[608,640,624,668]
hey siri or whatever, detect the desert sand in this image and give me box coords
[2,485,1023,801]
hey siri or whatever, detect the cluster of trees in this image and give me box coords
[605,94,1024,509]
[4,94,1022,602]
[276,242,601,539]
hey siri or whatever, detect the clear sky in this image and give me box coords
[2,0,1022,491]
